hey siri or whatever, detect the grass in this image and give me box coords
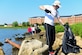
[39,22,82,38]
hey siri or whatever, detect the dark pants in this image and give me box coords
[44,23,55,52]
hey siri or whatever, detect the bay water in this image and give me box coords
[0,28,27,55]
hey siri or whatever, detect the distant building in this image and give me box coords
[4,24,7,27]
[18,23,22,26]
[7,24,12,27]
[4,24,12,27]
[29,14,82,25]
[29,16,44,24]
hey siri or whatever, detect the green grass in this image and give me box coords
[55,25,64,33]
[39,26,45,32]
[70,23,82,38]
[39,23,82,38]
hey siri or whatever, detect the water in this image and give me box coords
[0,28,27,55]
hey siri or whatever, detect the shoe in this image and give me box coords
[49,52,55,55]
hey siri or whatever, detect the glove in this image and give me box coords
[44,9,51,13]
[63,23,69,30]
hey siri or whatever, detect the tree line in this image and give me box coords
[12,21,30,27]
[4,21,30,27]
[4,21,44,27]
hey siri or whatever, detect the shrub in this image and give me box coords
[79,29,82,38]
[39,22,82,38]
[71,23,82,37]
[55,23,60,25]
[55,25,64,33]
[71,25,79,36]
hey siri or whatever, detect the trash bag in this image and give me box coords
[62,23,80,54]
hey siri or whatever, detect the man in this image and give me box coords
[39,0,64,55]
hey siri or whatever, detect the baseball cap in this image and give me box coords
[53,0,61,8]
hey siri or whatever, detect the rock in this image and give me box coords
[13,32,82,55]
[18,39,48,55]
[12,47,19,55]
[0,47,5,55]
[0,42,4,46]
[32,44,48,55]
[15,37,25,41]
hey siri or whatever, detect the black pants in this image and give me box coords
[44,23,55,52]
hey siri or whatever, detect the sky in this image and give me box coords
[0,0,82,24]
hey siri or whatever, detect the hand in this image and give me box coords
[63,23,69,27]
[39,6,45,10]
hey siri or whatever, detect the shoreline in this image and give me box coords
[1,32,82,55]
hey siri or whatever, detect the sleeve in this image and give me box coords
[43,5,50,9]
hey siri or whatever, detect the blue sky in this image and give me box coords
[0,0,82,24]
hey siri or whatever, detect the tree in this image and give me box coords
[4,23,7,25]
[22,22,29,27]
[26,22,29,26]
[22,22,27,26]
[12,21,18,27]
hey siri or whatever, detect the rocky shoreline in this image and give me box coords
[1,32,82,55]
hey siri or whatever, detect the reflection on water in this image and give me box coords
[0,28,27,55]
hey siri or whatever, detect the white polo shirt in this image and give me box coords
[44,5,60,26]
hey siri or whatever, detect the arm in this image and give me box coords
[56,11,64,25]
[57,17,64,25]
[57,17,68,30]
[39,5,51,13]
